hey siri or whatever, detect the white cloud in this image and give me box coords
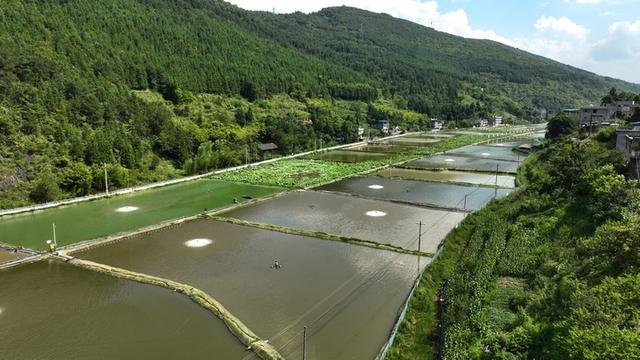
[227,0,511,44]
[564,0,602,4]
[591,20,640,61]
[534,16,589,39]
[510,16,590,69]
[515,17,640,83]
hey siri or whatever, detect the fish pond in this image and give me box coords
[78,219,427,360]
[405,154,520,173]
[348,143,416,154]
[222,191,464,253]
[0,179,281,250]
[309,150,393,163]
[446,144,526,162]
[384,137,442,146]
[317,176,511,211]
[0,260,246,360]
[373,168,515,188]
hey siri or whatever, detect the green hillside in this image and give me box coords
[0,0,638,208]
[226,5,639,115]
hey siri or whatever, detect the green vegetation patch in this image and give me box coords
[485,277,526,331]
[215,134,490,189]
[215,159,380,188]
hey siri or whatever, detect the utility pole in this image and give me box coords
[463,194,468,212]
[303,326,307,360]
[52,223,57,247]
[104,163,109,196]
[494,164,499,199]
[417,221,423,278]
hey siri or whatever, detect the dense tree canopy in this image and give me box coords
[546,113,579,140]
[0,0,638,208]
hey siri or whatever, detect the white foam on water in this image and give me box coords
[368,185,384,190]
[481,152,491,156]
[185,238,213,248]
[494,143,505,147]
[366,210,387,217]
[444,158,455,162]
[116,206,139,213]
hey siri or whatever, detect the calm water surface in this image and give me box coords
[406,154,520,173]
[0,261,245,360]
[79,220,427,360]
[447,144,526,162]
[374,168,515,188]
[317,176,511,211]
[223,191,464,252]
[311,150,392,163]
[349,144,416,153]
[0,179,280,250]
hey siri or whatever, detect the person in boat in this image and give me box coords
[272,260,282,269]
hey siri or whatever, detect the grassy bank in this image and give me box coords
[387,132,640,359]
[385,199,505,359]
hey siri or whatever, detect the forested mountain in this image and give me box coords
[220,4,640,116]
[0,0,638,208]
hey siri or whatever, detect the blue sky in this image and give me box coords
[227,0,640,83]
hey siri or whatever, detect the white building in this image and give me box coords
[475,119,488,127]
[378,120,390,133]
[430,118,444,130]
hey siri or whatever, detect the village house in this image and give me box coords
[578,106,612,128]
[606,100,639,119]
[562,109,579,118]
[616,126,640,180]
[378,119,390,134]
[430,118,444,130]
[488,115,503,127]
[258,143,278,159]
[475,118,488,127]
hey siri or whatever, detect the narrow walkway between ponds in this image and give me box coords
[54,254,284,360]
[209,215,435,257]
[312,189,474,214]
